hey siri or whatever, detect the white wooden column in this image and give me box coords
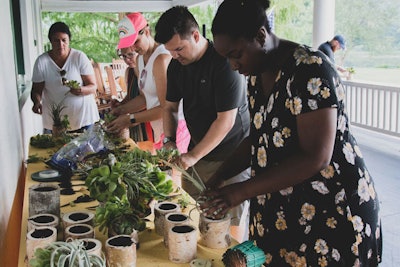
[312,0,335,49]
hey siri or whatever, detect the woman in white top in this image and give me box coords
[108,13,190,152]
[31,22,99,132]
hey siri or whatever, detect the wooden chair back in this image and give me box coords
[92,61,112,112]
[104,66,118,98]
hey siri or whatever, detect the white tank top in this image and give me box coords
[138,45,169,143]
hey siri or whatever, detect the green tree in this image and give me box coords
[271,0,313,45]
[42,6,216,63]
[335,0,400,67]
[42,12,121,62]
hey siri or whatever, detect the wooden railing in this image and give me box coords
[342,80,400,137]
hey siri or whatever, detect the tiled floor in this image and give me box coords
[352,127,400,267]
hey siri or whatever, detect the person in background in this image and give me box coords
[110,49,149,141]
[318,34,350,77]
[200,0,382,266]
[107,12,190,153]
[155,6,251,242]
[31,21,99,133]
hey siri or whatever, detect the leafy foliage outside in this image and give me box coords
[42,0,400,69]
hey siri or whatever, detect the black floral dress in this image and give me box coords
[248,45,382,267]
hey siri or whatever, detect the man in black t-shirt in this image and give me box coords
[155,6,250,242]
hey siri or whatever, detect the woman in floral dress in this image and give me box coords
[200,0,382,266]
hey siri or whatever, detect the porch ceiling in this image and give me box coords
[40,0,211,12]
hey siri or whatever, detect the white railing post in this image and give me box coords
[342,80,400,137]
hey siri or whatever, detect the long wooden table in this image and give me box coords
[18,140,232,266]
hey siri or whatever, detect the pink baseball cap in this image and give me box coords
[117,13,148,49]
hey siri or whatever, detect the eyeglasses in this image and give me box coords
[118,52,137,60]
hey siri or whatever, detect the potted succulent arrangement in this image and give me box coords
[29,239,105,267]
[50,100,70,138]
[85,148,177,237]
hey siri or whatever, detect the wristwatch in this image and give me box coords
[163,136,176,145]
[129,113,136,124]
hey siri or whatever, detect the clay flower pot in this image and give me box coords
[154,201,180,236]
[80,238,103,258]
[27,213,59,232]
[168,225,197,263]
[199,213,231,249]
[105,235,137,267]
[26,226,57,263]
[164,212,189,247]
[64,223,94,241]
[29,183,60,218]
[62,210,95,228]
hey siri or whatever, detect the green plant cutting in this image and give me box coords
[63,80,80,89]
[103,113,116,123]
[347,67,356,74]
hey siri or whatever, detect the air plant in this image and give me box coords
[160,160,206,194]
[29,239,105,267]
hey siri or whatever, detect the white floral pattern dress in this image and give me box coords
[248,45,382,267]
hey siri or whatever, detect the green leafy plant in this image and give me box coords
[85,148,177,236]
[95,195,147,235]
[63,80,80,89]
[29,239,105,267]
[103,113,116,123]
[30,134,56,148]
[85,163,127,203]
[347,67,356,74]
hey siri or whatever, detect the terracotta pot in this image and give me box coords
[26,226,57,263]
[64,223,94,241]
[105,235,136,267]
[164,212,189,247]
[80,238,103,258]
[154,201,180,236]
[168,225,197,263]
[199,213,231,249]
[27,213,59,232]
[62,210,95,228]
[29,183,60,218]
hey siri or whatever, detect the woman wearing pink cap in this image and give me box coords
[107,12,190,152]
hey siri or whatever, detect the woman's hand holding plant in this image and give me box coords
[199,182,245,220]
[106,114,131,133]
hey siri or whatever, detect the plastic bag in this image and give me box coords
[47,124,114,175]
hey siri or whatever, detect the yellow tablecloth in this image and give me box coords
[18,141,233,267]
